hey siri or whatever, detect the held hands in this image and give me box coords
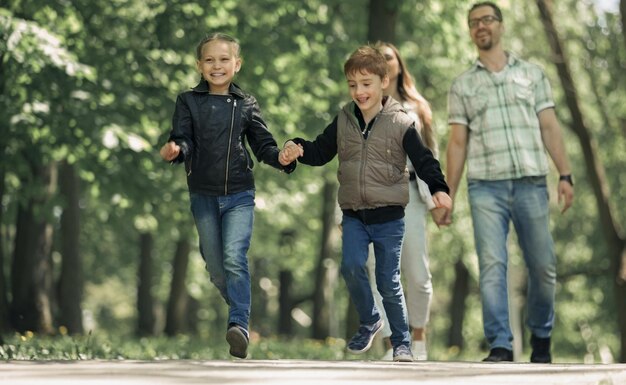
[279,140,304,166]
[160,141,180,161]
[431,191,453,227]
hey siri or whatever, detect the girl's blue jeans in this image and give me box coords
[190,189,255,331]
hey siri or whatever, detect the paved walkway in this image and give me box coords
[2,359,626,384]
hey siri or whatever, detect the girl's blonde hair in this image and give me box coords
[195,33,241,59]
[375,42,436,155]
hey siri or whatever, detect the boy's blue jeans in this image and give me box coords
[190,190,255,331]
[468,177,556,351]
[341,215,411,348]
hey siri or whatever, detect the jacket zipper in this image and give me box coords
[224,99,237,195]
[360,139,368,203]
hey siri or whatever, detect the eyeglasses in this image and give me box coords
[468,15,501,29]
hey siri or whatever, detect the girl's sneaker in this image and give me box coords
[226,324,249,359]
[412,340,428,361]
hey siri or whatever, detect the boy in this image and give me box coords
[281,45,451,362]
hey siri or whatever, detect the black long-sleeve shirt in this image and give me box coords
[292,105,448,224]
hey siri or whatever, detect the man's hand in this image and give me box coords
[558,180,574,213]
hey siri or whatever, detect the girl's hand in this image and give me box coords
[160,141,180,161]
[279,141,303,165]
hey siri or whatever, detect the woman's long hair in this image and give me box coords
[376,42,437,156]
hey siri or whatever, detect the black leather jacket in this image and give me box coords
[168,80,295,195]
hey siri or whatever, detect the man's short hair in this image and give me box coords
[468,2,503,22]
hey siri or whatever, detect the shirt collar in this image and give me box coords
[473,51,518,71]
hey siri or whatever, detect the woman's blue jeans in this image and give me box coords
[468,177,556,351]
[190,190,255,331]
[341,215,411,348]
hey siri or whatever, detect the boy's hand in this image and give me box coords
[432,191,453,227]
[160,141,180,161]
[279,141,303,165]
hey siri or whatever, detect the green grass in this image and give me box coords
[0,331,586,363]
[0,331,351,360]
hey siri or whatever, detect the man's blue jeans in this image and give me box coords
[341,215,411,348]
[190,190,255,331]
[468,177,556,351]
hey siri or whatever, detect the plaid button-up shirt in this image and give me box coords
[447,53,554,180]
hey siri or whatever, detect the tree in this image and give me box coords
[57,160,83,334]
[619,0,626,51]
[536,0,626,362]
[368,0,399,44]
[164,238,191,336]
[137,232,156,336]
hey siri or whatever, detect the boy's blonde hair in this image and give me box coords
[343,45,388,79]
[196,33,241,59]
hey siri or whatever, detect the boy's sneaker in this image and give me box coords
[393,344,413,362]
[530,334,552,363]
[346,319,384,354]
[226,324,249,359]
[412,340,428,361]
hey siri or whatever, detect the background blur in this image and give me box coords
[1,0,625,363]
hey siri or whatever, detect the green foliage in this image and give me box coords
[0,330,588,362]
[0,332,348,360]
[1,0,625,363]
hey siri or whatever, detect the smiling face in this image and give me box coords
[346,70,389,122]
[196,39,242,94]
[468,5,504,52]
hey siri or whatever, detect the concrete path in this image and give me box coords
[2,359,626,384]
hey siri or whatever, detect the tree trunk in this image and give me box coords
[536,0,626,362]
[447,258,469,350]
[136,232,156,336]
[251,259,271,336]
[619,0,626,51]
[278,270,293,336]
[10,161,57,334]
[312,178,339,339]
[345,299,359,341]
[57,161,83,334]
[367,0,399,44]
[165,238,190,336]
[0,166,10,333]
[0,54,9,333]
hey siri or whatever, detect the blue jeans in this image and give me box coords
[341,215,410,348]
[190,189,255,331]
[468,177,556,350]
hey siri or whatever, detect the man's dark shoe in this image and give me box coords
[483,347,513,362]
[346,319,384,354]
[530,334,552,363]
[226,324,249,359]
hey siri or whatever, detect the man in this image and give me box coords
[444,2,574,363]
